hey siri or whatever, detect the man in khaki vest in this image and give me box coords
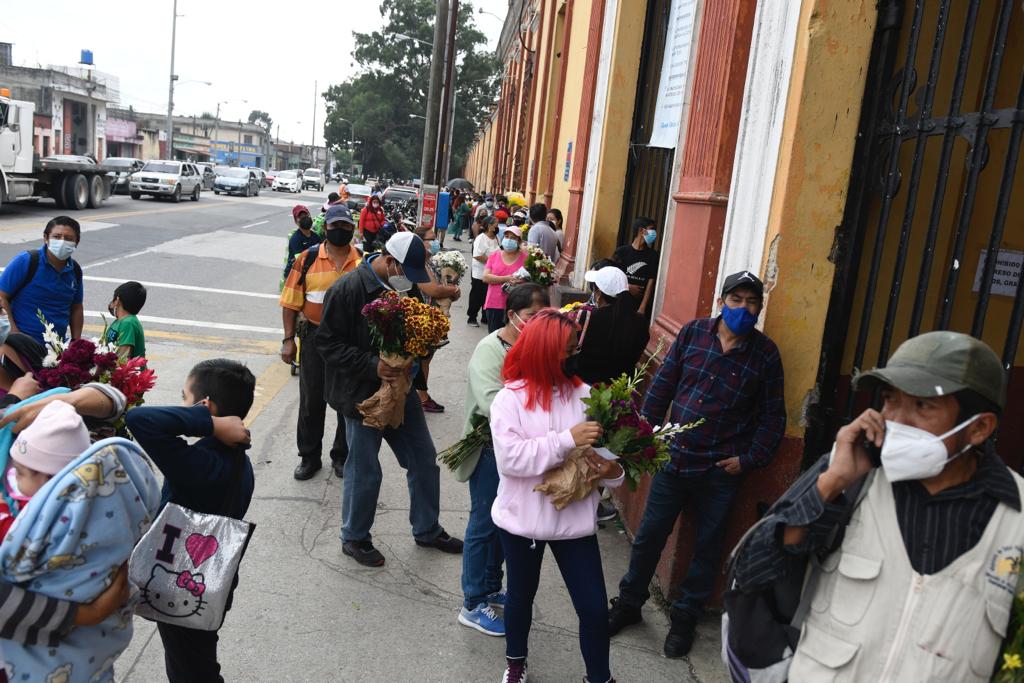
[733,331,1023,682]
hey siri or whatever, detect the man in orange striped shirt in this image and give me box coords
[281,204,362,480]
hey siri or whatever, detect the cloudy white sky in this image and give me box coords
[0,0,509,147]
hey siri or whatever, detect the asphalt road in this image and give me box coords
[0,192,726,682]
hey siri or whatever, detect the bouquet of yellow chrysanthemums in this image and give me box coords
[358,292,450,429]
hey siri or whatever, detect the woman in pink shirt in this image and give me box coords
[489,309,624,683]
[482,225,527,333]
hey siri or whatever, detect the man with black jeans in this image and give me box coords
[280,204,362,480]
[608,270,786,657]
[316,232,463,567]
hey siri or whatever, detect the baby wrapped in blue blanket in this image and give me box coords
[0,401,160,683]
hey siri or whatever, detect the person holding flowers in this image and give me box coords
[316,232,463,568]
[489,309,624,683]
[411,224,461,413]
[445,283,550,639]
[609,270,785,659]
[482,225,526,333]
[572,263,649,387]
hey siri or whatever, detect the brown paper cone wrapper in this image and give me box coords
[357,352,414,430]
[436,297,453,316]
[533,447,599,510]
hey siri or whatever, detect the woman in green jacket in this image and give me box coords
[456,283,549,638]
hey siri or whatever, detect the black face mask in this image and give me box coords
[326,228,354,246]
[298,215,313,231]
[562,353,581,378]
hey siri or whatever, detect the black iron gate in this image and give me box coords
[617,0,674,247]
[805,0,1024,462]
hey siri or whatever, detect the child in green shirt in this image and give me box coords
[105,281,147,359]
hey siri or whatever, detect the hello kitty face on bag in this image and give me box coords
[140,564,206,618]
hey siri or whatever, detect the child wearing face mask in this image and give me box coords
[105,281,148,360]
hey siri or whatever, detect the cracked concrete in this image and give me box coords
[113,242,729,683]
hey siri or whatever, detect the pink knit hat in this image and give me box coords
[10,401,90,475]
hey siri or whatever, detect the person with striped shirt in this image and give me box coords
[280,203,362,481]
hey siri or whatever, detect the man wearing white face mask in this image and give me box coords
[316,231,464,568]
[729,331,1021,682]
[0,217,84,345]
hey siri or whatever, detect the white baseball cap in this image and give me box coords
[584,266,629,297]
[500,225,523,240]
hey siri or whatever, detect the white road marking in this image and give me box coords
[240,220,270,229]
[82,247,155,270]
[82,274,279,299]
[85,310,279,335]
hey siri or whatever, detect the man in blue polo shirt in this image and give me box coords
[0,216,84,344]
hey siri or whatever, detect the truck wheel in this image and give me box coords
[172,186,182,203]
[52,175,67,208]
[191,185,200,202]
[64,174,89,210]
[130,191,141,200]
[87,175,104,208]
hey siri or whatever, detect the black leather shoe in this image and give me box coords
[663,610,697,658]
[293,459,322,481]
[342,540,386,567]
[608,597,643,636]
[415,530,464,554]
[332,460,346,478]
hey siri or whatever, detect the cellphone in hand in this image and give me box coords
[863,440,882,467]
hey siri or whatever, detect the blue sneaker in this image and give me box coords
[458,603,505,636]
[487,590,507,608]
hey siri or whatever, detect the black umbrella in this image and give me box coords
[447,178,474,191]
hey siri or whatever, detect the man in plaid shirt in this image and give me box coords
[608,270,786,658]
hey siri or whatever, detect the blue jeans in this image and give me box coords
[499,530,611,683]
[617,467,740,616]
[461,447,504,609]
[341,389,443,543]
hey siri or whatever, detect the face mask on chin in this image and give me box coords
[880,415,980,482]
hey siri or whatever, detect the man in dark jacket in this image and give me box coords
[316,232,464,567]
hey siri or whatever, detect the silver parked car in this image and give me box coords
[214,167,260,197]
[105,157,145,194]
[129,160,203,202]
[197,164,217,190]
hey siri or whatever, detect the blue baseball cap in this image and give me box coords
[324,203,355,226]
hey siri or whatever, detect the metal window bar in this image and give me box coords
[845,0,926,418]
[972,70,1024,337]
[936,0,1015,329]
[908,0,983,336]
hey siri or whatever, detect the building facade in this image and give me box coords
[464,0,1024,605]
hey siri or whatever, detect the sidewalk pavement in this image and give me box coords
[115,237,730,683]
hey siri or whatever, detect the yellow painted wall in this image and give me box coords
[536,1,569,198]
[550,0,593,211]
[526,0,552,198]
[759,0,878,434]
[581,0,645,267]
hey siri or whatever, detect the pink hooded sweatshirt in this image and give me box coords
[490,381,624,541]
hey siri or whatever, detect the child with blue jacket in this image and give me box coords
[126,358,256,683]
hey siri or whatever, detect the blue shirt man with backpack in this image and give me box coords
[0,216,84,344]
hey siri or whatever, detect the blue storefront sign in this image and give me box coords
[210,140,261,166]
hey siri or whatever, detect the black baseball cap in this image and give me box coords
[722,270,764,298]
[854,331,1007,408]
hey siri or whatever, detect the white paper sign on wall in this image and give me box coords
[972,249,1024,297]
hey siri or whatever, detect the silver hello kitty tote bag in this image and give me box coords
[128,503,255,631]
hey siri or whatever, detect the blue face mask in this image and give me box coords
[429,239,440,255]
[721,304,758,335]
[644,230,657,246]
[501,238,519,252]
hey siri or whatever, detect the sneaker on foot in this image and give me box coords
[502,658,528,683]
[664,610,697,658]
[415,530,464,553]
[608,597,643,636]
[421,398,445,413]
[458,604,505,636]
[331,459,345,478]
[486,590,507,608]
[596,499,618,522]
[341,540,385,567]
[293,458,322,481]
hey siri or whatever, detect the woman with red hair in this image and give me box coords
[489,309,624,683]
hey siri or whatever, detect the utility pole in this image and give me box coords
[165,0,178,160]
[212,101,221,163]
[434,0,459,185]
[311,80,317,152]
[419,0,449,186]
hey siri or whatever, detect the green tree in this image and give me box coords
[248,110,273,130]
[323,0,499,179]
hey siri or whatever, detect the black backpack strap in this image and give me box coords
[298,243,322,287]
[8,251,82,302]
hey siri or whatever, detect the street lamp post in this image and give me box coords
[165,0,179,159]
[212,99,247,165]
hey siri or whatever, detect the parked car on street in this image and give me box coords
[303,169,324,191]
[346,183,373,212]
[197,164,216,190]
[273,170,302,193]
[266,169,278,186]
[129,160,203,202]
[105,157,145,194]
[249,167,268,188]
[214,167,260,197]
[382,185,418,209]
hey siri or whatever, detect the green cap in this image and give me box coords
[853,331,1006,409]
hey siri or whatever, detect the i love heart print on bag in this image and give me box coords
[129,503,255,631]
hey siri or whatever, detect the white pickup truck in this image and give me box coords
[0,88,114,210]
